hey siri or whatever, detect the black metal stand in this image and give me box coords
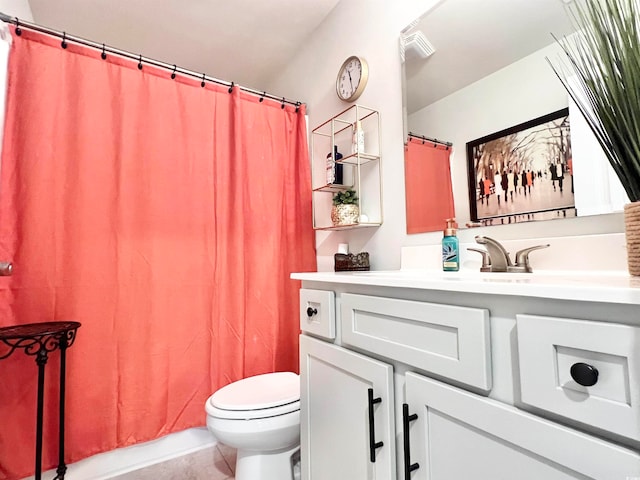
[0,321,81,480]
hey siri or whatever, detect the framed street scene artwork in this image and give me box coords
[466,108,575,226]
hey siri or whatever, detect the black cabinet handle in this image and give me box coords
[367,388,384,462]
[306,307,317,317]
[570,362,599,387]
[402,403,420,479]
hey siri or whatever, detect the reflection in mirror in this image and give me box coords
[467,108,574,227]
[401,0,626,232]
[404,133,454,233]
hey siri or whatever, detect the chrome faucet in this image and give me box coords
[471,236,549,273]
[474,236,512,272]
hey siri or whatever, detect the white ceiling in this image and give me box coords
[27,0,341,93]
[24,0,582,109]
[404,0,581,114]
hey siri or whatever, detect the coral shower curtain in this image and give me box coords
[0,27,316,480]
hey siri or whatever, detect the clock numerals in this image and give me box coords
[340,72,356,98]
[336,56,368,102]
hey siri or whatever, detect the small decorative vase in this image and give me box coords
[331,204,360,226]
[624,201,640,276]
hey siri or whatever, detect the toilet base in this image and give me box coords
[235,444,300,480]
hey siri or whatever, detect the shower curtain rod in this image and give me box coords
[0,12,304,109]
[408,132,452,147]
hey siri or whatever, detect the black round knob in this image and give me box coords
[570,362,599,387]
[306,307,318,317]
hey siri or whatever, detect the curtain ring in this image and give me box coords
[138,55,143,70]
[15,18,22,36]
[101,44,107,60]
[259,92,265,103]
[295,101,300,113]
[61,32,68,49]
[281,97,285,109]
[171,65,177,79]
[228,81,234,94]
[201,73,206,88]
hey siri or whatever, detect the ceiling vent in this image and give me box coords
[403,31,436,60]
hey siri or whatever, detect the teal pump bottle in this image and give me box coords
[442,218,459,271]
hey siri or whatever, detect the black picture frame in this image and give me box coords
[466,108,575,226]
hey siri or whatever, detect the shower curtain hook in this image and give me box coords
[201,74,206,88]
[15,18,22,36]
[138,55,143,70]
[171,65,177,79]
[228,82,234,94]
[259,92,265,103]
[281,97,285,109]
[61,32,68,49]
[101,44,107,60]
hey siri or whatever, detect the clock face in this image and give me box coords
[336,56,368,102]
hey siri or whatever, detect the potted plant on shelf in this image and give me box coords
[551,0,640,275]
[331,189,359,226]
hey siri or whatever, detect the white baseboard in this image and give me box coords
[22,427,217,480]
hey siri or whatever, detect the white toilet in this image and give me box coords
[205,371,301,480]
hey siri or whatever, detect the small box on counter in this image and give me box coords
[334,252,370,272]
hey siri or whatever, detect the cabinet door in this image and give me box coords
[341,293,491,391]
[404,372,640,480]
[300,335,396,480]
[516,314,640,443]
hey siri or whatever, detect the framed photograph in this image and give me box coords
[466,108,575,226]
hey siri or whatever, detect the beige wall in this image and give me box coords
[0,0,34,21]
[268,0,624,271]
[268,0,437,270]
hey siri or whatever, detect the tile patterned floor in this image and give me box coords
[110,444,237,480]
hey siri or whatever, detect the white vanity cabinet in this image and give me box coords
[339,293,491,391]
[294,272,640,480]
[516,314,640,444]
[404,372,639,480]
[300,335,395,480]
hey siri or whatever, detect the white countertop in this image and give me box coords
[291,269,640,305]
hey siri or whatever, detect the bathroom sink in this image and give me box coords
[348,269,628,284]
[350,270,429,277]
[293,267,638,305]
[350,270,534,280]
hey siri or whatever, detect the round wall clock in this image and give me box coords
[336,56,369,102]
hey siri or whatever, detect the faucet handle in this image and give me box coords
[512,244,550,273]
[467,248,492,272]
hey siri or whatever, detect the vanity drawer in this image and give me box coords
[516,314,640,443]
[340,293,491,391]
[300,288,335,339]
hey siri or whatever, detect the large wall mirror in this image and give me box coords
[401,0,627,233]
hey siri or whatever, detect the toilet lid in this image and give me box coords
[210,372,299,411]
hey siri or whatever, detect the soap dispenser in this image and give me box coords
[442,218,459,271]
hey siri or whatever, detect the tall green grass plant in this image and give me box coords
[551,0,640,202]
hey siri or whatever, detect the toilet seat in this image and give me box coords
[207,372,300,420]
[207,399,300,420]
